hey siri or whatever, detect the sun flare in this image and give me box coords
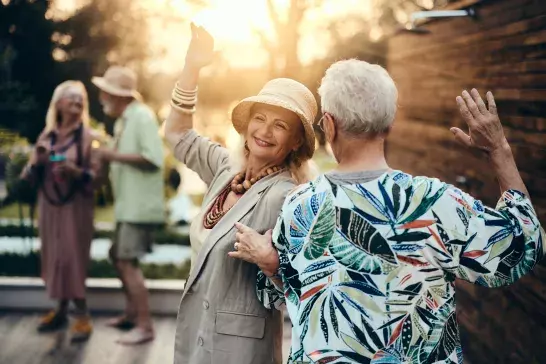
[190,0,275,44]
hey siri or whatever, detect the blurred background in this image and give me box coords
[0,0,545,363]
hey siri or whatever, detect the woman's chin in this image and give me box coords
[248,149,276,163]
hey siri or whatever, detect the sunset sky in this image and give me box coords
[52,0,378,71]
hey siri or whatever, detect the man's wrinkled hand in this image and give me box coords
[228,222,278,275]
[451,89,509,155]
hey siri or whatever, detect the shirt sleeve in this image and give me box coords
[137,111,164,168]
[254,180,297,310]
[256,214,287,310]
[434,186,544,287]
[172,130,230,185]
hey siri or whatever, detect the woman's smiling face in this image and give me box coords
[245,104,303,166]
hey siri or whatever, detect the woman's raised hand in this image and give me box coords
[185,23,214,70]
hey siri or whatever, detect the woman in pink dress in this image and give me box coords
[21,80,101,342]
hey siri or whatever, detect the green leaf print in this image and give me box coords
[329,233,384,274]
[331,208,397,265]
[304,192,336,259]
[399,183,448,225]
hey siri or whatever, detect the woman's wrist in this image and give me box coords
[178,64,201,88]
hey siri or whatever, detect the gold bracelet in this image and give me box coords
[172,92,197,103]
[173,87,197,97]
[174,83,198,95]
[170,101,196,115]
[171,94,197,106]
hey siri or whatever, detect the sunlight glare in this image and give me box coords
[191,0,273,44]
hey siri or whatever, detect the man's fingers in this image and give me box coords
[461,90,481,119]
[470,88,487,115]
[227,251,242,259]
[234,222,252,233]
[228,251,250,261]
[456,96,474,125]
[450,127,472,148]
[486,91,497,115]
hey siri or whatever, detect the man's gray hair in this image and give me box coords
[318,59,398,135]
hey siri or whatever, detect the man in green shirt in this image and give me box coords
[93,66,165,345]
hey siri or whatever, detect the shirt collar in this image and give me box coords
[118,99,139,122]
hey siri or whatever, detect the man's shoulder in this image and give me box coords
[386,170,446,190]
[284,174,330,206]
[127,101,157,124]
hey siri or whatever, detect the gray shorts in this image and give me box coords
[109,222,156,261]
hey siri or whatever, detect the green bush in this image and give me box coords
[0,251,41,277]
[0,251,190,280]
[4,151,37,205]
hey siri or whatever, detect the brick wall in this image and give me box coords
[387,0,546,362]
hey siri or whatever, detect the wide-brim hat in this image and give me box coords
[231,78,317,161]
[92,65,142,100]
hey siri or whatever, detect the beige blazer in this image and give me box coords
[172,131,294,364]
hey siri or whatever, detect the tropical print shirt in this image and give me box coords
[256,170,544,364]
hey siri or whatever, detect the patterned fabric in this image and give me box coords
[257,171,544,364]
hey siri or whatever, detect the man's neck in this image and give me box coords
[333,137,389,173]
[115,99,134,119]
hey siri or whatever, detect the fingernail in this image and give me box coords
[450,128,456,135]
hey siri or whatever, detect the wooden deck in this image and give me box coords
[0,311,292,364]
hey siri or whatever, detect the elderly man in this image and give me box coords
[92,66,165,345]
[231,59,544,363]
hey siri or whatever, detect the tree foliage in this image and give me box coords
[0,0,152,140]
[0,0,59,142]
[55,0,151,128]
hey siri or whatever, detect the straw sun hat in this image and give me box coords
[231,78,318,161]
[92,66,142,100]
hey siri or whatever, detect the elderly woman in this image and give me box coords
[234,60,545,363]
[21,81,101,342]
[163,25,317,363]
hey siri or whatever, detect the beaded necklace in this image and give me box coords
[203,166,282,229]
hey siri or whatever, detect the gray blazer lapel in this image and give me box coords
[183,171,287,296]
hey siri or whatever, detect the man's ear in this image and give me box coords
[324,113,336,144]
[385,124,394,135]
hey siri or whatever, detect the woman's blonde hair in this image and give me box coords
[45,80,90,133]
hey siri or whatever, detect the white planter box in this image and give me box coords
[0,277,185,315]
